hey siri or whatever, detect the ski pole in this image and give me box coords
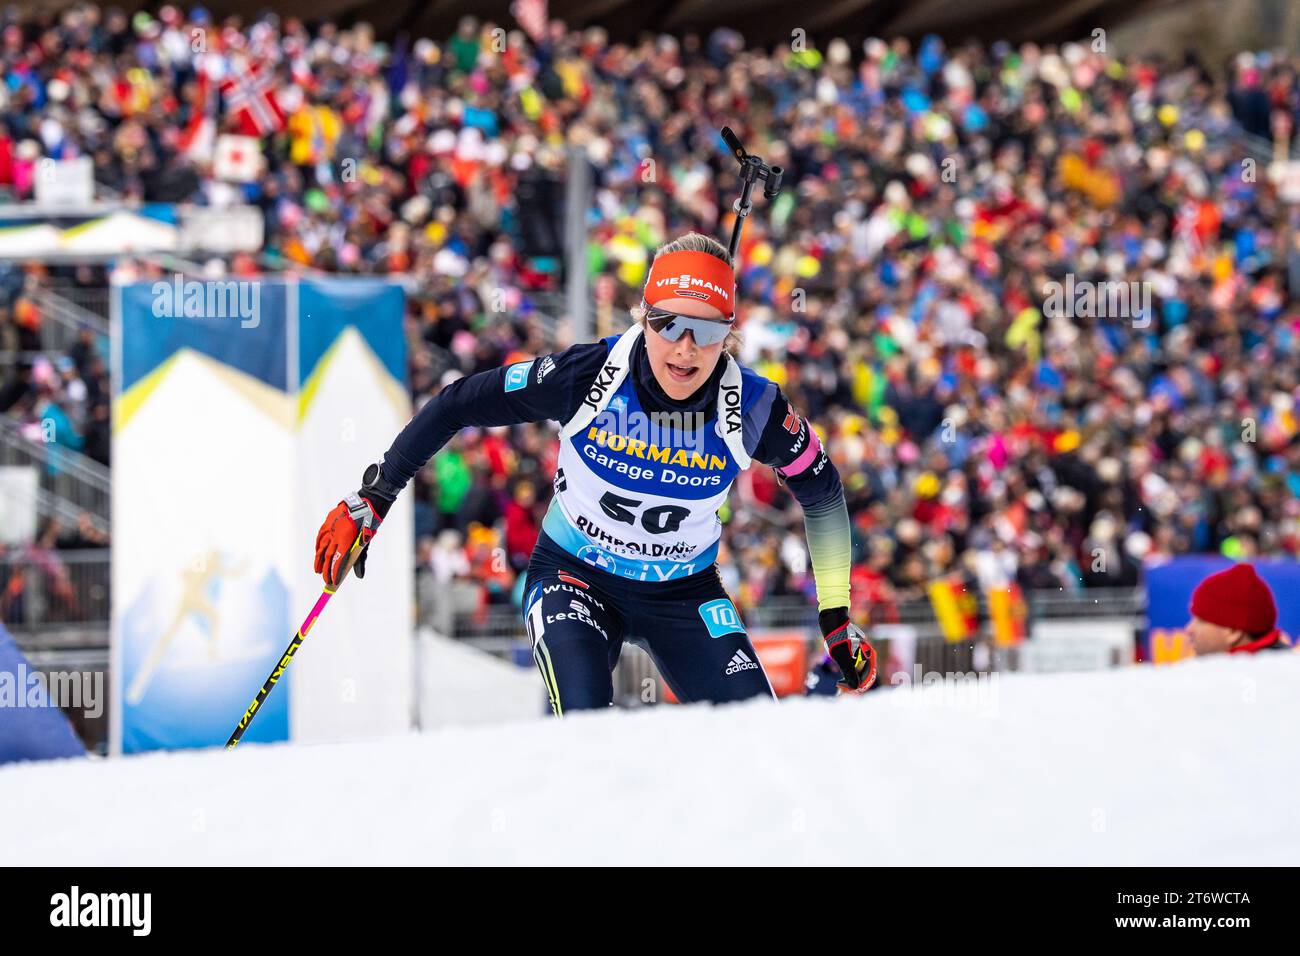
[225,529,368,750]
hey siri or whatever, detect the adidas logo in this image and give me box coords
[725,649,759,676]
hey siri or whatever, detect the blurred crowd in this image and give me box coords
[0,268,111,469]
[0,259,110,624]
[2,4,1300,624]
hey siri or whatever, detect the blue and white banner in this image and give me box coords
[112,277,410,752]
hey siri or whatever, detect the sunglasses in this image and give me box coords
[642,303,734,347]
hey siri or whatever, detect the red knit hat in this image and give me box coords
[1189,564,1277,636]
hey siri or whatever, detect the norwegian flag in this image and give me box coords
[511,0,548,42]
[220,61,286,137]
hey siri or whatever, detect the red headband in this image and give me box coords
[644,250,735,319]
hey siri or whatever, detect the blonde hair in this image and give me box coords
[639,233,741,354]
[653,232,730,261]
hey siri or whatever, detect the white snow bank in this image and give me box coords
[3,653,1297,865]
[415,630,545,729]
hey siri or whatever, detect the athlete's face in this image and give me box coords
[642,297,729,400]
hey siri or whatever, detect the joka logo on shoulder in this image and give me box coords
[504,360,534,393]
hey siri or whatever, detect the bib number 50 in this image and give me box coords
[599,492,689,535]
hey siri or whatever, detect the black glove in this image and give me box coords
[818,607,878,695]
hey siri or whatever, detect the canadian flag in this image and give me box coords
[213,134,263,182]
[220,61,286,136]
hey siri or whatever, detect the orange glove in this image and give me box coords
[313,493,382,588]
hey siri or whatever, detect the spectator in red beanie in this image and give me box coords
[1186,564,1292,655]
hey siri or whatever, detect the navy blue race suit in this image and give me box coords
[374,328,853,712]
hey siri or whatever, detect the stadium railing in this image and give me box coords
[40,284,111,324]
[0,416,111,528]
[0,547,110,632]
[1,546,111,753]
[28,286,110,348]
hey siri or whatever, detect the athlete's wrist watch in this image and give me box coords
[360,461,403,508]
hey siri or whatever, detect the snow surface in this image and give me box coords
[4,653,1298,865]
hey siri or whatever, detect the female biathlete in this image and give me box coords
[313,233,877,712]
